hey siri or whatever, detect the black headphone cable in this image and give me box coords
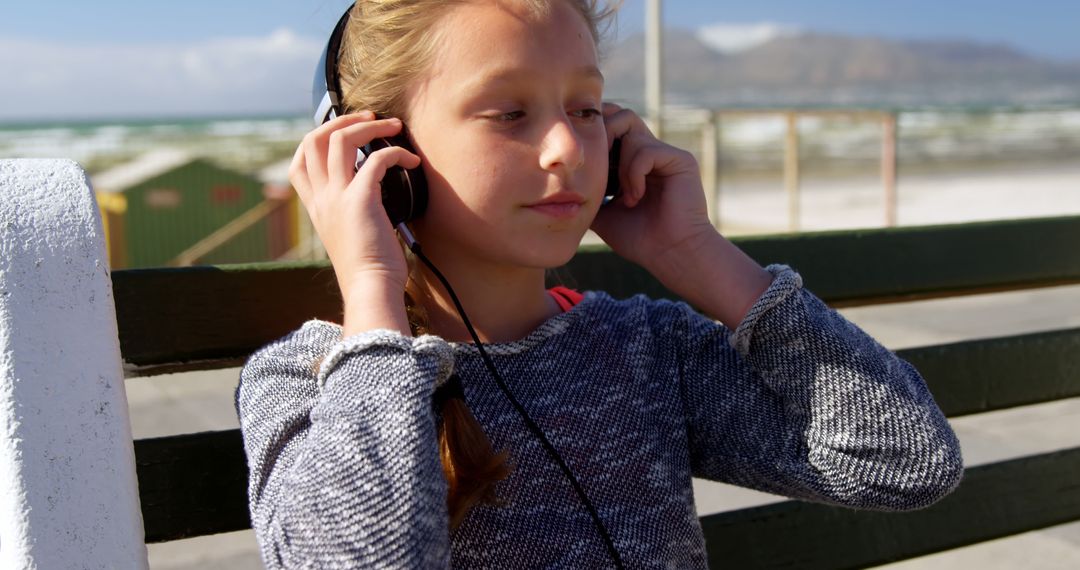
[397,223,626,570]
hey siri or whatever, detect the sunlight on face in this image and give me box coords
[405,0,609,271]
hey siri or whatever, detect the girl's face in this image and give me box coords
[405,0,608,271]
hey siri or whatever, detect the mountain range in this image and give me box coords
[600,30,1080,108]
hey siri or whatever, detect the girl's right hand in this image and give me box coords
[289,112,422,330]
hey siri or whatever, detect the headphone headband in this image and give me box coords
[313,3,356,126]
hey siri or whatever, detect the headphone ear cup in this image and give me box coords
[366,134,428,226]
[605,136,622,202]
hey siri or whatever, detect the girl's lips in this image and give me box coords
[525,192,586,219]
[525,202,583,219]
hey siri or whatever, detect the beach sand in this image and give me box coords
[717,161,1080,234]
[131,164,1080,568]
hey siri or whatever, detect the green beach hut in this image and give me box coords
[94,150,288,269]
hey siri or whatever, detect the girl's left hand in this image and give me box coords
[591,103,716,273]
[593,104,774,329]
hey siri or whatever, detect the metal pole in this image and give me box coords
[882,112,899,227]
[784,112,801,232]
[645,0,663,139]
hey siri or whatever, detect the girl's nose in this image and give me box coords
[538,117,586,174]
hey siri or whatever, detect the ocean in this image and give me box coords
[2,106,1079,177]
[0,115,313,175]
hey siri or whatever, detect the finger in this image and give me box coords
[288,143,317,219]
[603,108,632,148]
[301,110,377,191]
[327,117,408,190]
[601,101,624,117]
[347,146,423,200]
[623,142,667,208]
[603,107,652,148]
[315,109,376,134]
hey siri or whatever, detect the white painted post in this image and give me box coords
[882,112,899,227]
[700,110,719,227]
[784,112,801,232]
[0,160,148,569]
[645,0,664,139]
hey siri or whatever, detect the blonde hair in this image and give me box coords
[338,0,619,120]
[336,0,619,530]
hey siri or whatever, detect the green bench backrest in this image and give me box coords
[121,215,1080,567]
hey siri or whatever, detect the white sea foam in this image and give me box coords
[0,116,311,168]
[1,108,1077,172]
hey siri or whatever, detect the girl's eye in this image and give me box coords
[572,108,602,121]
[491,111,525,122]
[484,108,600,124]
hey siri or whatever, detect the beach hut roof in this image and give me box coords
[257,157,294,187]
[92,149,196,193]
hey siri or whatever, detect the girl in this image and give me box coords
[235,1,964,568]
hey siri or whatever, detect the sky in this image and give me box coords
[2,0,1078,122]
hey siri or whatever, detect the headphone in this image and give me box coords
[312,3,428,226]
[312,4,625,568]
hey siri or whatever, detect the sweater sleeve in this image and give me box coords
[676,264,964,511]
[234,321,455,569]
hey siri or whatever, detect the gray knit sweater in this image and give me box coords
[235,264,963,569]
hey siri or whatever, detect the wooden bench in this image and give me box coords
[4,159,1079,568]
[125,215,1080,567]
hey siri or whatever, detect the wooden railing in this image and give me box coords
[666,108,900,232]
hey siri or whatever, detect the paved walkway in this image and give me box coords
[714,162,1080,235]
